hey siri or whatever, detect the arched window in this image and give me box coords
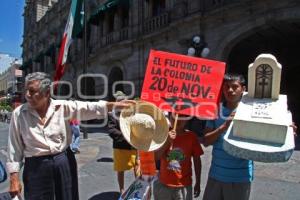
[120,6,129,28]
[153,0,166,16]
[255,64,273,98]
[108,67,124,101]
[107,9,115,33]
[80,76,96,100]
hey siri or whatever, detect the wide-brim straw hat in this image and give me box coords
[119,101,169,151]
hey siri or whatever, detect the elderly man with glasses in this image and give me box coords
[7,72,134,200]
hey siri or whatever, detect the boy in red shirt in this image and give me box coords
[154,114,203,200]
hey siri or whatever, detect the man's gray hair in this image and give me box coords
[25,72,52,94]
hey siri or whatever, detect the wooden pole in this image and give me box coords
[172,113,179,131]
[170,113,179,150]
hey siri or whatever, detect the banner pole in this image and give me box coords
[172,113,179,131]
[170,113,179,150]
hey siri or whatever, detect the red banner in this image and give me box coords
[141,50,225,119]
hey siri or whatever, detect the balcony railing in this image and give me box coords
[97,27,130,48]
[143,12,169,34]
[106,33,114,45]
[119,27,129,41]
[200,0,240,11]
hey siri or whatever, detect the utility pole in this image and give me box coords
[83,0,88,139]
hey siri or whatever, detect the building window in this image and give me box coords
[255,64,273,98]
[107,10,115,33]
[120,6,129,28]
[153,0,166,16]
[98,18,104,37]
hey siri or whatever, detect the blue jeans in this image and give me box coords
[70,125,80,151]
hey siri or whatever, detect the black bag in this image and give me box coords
[0,160,7,183]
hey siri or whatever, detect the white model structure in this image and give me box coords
[223,54,295,162]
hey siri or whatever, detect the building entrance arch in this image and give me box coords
[225,20,300,136]
[108,67,124,101]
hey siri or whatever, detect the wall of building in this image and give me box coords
[21,0,300,99]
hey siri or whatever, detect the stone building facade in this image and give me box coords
[0,70,10,96]
[0,59,23,109]
[21,0,300,128]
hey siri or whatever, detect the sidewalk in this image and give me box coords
[77,131,300,200]
[76,132,136,200]
[0,124,300,199]
[77,131,209,200]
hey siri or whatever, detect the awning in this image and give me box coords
[89,0,129,25]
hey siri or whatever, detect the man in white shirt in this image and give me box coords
[7,72,134,200]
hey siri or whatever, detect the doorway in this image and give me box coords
[226,20,300,136]
[108,67,124,101]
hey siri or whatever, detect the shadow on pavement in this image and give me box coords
[88,191,120,200]
[97,157,113,162]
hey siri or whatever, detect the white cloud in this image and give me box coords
[0,54,15,73]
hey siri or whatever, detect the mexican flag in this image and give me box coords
[54,0,84,82]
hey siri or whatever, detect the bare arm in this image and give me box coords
[106,100,136,112]
[9,172,22,197]
[203,113,234,146]
[7,111,24,197]
[202,126,226,146]
[154,130,176,161]
[65,100,136,121]
[193,156,201,198]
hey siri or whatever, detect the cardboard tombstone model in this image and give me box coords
[223,54,295,162]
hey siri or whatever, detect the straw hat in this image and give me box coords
[119,101,169,151]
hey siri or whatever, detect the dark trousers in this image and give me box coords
[23,148,79,200]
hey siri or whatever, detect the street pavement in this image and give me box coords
[0,122,300,199]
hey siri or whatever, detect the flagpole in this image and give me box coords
[83,0,88,139]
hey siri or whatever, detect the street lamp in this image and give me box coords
[187,35,210,58]
[187,47,196,56]
[186,35,210,136]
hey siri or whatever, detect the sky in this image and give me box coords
[0,0,24,58]
[0,53,15,73]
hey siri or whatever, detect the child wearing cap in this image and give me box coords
[108,91,139,194]
[153,114,203,200]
